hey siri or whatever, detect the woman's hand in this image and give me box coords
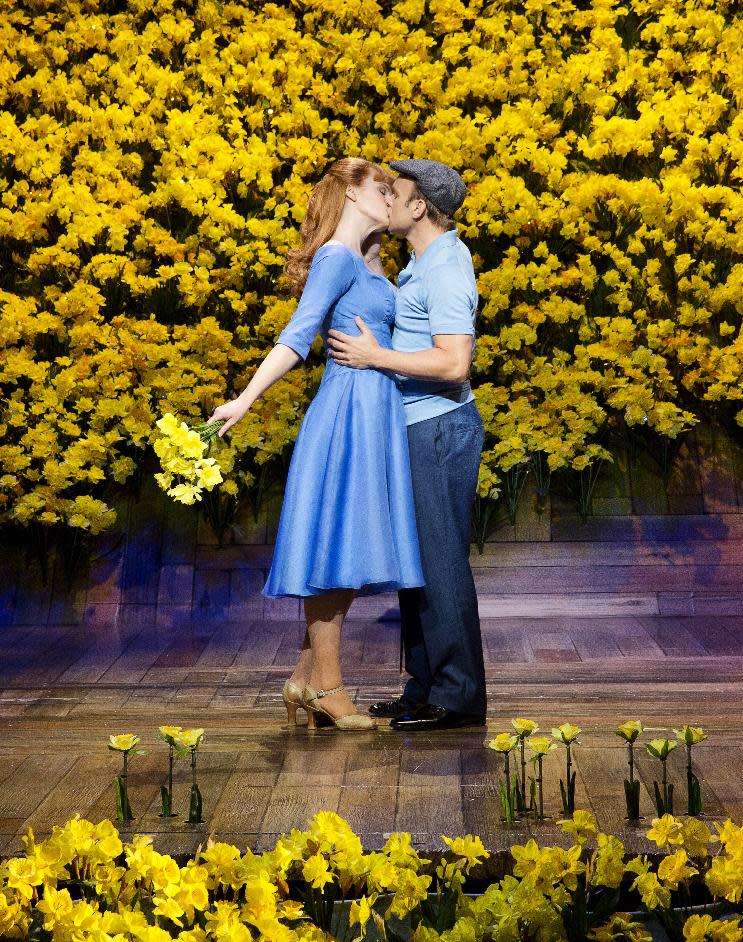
[207,396,250,437]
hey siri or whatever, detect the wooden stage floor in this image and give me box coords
[2,613,743,864]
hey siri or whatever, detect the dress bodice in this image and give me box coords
[276,244,397,362]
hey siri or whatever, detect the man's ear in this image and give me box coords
[346,184,358,202]
[410,197,427,222]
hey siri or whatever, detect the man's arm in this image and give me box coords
[327,320,471,383]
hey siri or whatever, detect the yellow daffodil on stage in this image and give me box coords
[489,732,521,822]
[5,807,743,937]
[441,834,489,872]
[657,849,697,890]
[673,725,708,815]
[302,854,334,891]
[511,718,538,738]
[349,894,377,936]
[558,809,597,845]
[681,818,717,859]
[527,736,557,757]
[488,732,518,753]
[647,814,685,849]
[107,733,140,753]
[173,728,205,750]
[107,734,143,823]
[683,914,743,942]
[675,725,708,746]
[552,723,581,744]
[616,720,644,743]
[646,739,679,760]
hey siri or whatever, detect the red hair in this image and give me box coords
[284,158,392,297]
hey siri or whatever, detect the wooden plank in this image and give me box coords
[550,513,743,543]
[0,754,86,822]
[475,565,743,594]
[479,595,659,618]
[228,569,265,621]
[160,498,198,567]
[696,425,739,514]
[121,476,164,606]
[460,745,504,841]
[258,784,342,849]
[526,628,581,663]
[208,752,277,843]
[635,617,709,657]
[396,748,464,846]
[481,621,532,664]
[337,744,400,844]
[157,564,195,608]
[10,557,53,626]
[473,540,743,568]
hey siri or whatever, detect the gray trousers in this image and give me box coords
[398,399,487,715]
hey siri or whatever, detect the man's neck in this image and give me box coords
[407,222,451,261]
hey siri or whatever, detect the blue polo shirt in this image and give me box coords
[391,228,477,426]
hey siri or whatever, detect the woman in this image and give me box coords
[207,158,424,731]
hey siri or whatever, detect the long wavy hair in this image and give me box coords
[284,158,392,297]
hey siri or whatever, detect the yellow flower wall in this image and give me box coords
[1,0,741,532]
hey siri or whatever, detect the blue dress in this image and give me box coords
[262,243,425,598]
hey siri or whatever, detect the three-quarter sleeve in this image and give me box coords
[276,246,356,360]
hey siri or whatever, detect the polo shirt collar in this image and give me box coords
[409,228,459,270]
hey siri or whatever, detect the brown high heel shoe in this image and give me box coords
[302,684,376,731]
[282,679,306,726]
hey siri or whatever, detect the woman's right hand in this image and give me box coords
[207,397,250,437]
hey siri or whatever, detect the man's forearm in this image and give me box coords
[372,346,467,383]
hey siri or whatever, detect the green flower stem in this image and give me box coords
[537,756,544,820]
[193,419,226,441]
[520,739,527,811]
[566,742,572,807]
[168,743,174,804]
[628,741,634,784]
[504,752,512,797]
[122,752,131,822]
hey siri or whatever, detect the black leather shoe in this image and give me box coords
[369,696,424,719]
[390,704,486,730]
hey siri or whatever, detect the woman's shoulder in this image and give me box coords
[310,241,360,272]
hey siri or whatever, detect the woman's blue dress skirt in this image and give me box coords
[262,360,425,598]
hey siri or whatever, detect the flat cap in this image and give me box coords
[389,158,466,216]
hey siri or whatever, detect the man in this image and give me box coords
[326,159,487,730]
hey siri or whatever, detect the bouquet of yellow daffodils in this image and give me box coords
[153,413,225,504]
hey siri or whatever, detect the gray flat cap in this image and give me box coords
[389,159,466,215]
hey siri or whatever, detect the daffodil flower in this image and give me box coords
[674,725,707,746]
[173,728,205,750]
[646,739,678,760]
[511,717,539,739]
[552,723,581,745]
[674,726,708,816]
[615,720,644,743]
[107,733,140,753]
[488,733,518,753]
[527,736,557,757]
[158,726,185,817]
[558,809,598,845]
[616,721,644,819]
[510,718,539,817]
[107,734,142,823]
[646,740,680,816]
